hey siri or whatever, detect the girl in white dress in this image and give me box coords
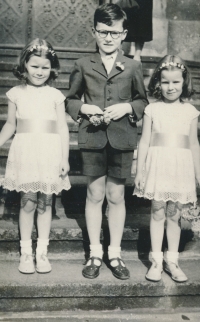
[0,39,71,274]
[134,55,200,282]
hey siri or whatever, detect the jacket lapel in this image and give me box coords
[90,51,126,79]
[91,53,107,78]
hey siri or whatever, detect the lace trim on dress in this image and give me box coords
[3,178,71,195]
[134,189,197,204]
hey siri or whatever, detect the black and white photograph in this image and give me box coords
[0,0,200,321]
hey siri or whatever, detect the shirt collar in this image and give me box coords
[99,49,118,61]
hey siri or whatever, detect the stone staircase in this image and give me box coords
[0,48,200,317]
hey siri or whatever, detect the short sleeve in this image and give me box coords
[144,104,152,118]
[6,87,18,104]
[189,104,200,120]
[54,89,66,106]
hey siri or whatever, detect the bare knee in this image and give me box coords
[151,200,166,221]
[151,210,165,222]
[37,205,52,215]
[167,202,182,223]
[22,200,36,214]
[106,189,124,205]
[87,187,105,204]
[167,210,181,224]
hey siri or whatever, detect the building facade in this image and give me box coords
[0,0,200,62]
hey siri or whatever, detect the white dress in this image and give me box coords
[134,101,199,204]
[4,84,71,194]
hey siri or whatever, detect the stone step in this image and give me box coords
[0,77,67,87]
[0,189,151,242]
[0,217,195,256]
[1,309,200,322]
[0,48,91,63]
[0,254,200,312]
[0,185,198,255]
[0,74,199,97]
[0,54,199,100]
[0,61,74,72]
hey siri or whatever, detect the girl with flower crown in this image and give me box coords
[134,55,200,282]
[0,38,71,274]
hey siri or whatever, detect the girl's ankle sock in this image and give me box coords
[108,246,121,267]
[36,238,49,255]
[87,244,103,266]
[20,239,32,255]
[90,244,103,258]
[108,246,121,259]
[165,251,179,263]
[150,251,163,264]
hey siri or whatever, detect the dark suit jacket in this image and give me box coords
[66,51,148,150]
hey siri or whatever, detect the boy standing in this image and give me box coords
[66,4,148,279]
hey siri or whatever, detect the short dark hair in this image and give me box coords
[148,55,194,100]
[94,4,127,29]
[13,38,60,83]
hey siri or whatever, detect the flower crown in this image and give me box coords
[29,45,55,56]
[159,61,185,71]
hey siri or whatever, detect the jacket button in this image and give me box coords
[107,97,110,101]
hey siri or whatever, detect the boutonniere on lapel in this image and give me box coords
[116,62,125,71]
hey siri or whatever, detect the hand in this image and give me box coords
[104,103,132,120]
[59,159,70,176]
[80,104,103,115]
[134,172,144,191]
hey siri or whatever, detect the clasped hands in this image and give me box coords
[81,103,132,121]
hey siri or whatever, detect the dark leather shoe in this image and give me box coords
[82,257,102,279]
[109,258,130,280]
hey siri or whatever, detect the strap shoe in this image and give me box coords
[82,256,102,279]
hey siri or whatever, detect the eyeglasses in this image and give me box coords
[94,28,124,39]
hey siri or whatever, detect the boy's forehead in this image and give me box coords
[96,20,124,30]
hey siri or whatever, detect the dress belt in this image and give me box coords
[150,133,190,149]
[16,119,57,134]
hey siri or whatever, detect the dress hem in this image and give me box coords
[133,192,197,204]
[2,184,71,195]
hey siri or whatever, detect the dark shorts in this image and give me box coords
[81,143,134,179]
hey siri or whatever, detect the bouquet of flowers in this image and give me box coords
[182,202,200,232]
[88,114,111,126]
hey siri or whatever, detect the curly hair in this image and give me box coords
[148,55,194,100]
[13,38,60,83]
